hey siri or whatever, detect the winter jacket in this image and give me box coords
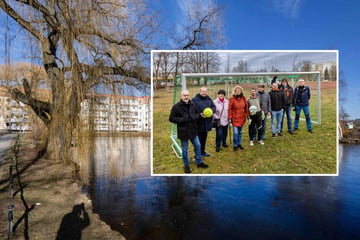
[228,95,248,127]
[192,93,216,132]
[169,100,200,140]
[257,91,271,114]
[269,90,285,111]
[213,98,229,127]
[248,97,261,113]
[293,85,311,107]
[279,84,293,106]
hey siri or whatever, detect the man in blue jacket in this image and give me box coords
[192,87,216,157]
[292,79,313,133]
[169,90,209,173]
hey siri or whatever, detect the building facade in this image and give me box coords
[81,94,151,132]
[0,87,151,132]
[0,87,31,132]
[311,61,337,81]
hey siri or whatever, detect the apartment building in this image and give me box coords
[0,87,151,132]
[81,93,151,132]
[311,61,337,81]
[0,87,31,132]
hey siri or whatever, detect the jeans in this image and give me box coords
[281,105,293,132]
[233,126,243,147]
[271,110,284,134]
[181,136,203,166]
[198,131,208,154]
[294,105,312,130]
[216,125,228,149]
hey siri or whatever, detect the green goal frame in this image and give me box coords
[170,71,321,158]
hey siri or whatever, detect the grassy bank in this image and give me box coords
[0,133,125,239]
[153,87,337,174]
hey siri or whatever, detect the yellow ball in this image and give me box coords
[203,107,213,118]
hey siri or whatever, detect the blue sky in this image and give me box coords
[1,0,359,117]
[152,0,360,118]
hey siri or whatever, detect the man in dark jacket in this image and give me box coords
[192,87,216,157]
[169,90,209,173]
[279,78,294,134]
[257,84,271,140]
[269,82,285,137]
[292,79,313,133]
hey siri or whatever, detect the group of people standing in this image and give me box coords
[169,78,313,173]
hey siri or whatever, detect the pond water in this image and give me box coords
[87,138,360,240]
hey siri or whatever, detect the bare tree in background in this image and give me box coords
[339,70,348,121]
[153,52,178,90]
[232,60,249,72]
[0,0,155,162]
[224,54,231,73]
[293,60,312,72]
[183,52,220,73]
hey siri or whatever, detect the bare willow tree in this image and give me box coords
[0,0,155,162]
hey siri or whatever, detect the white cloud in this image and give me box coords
[270,0,302,18]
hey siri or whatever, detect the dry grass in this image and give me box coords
[0,133,124,239]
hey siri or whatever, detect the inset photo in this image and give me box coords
[152,50,338,176]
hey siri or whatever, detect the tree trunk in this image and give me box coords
[47,111,73,162]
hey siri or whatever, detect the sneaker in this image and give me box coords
[294,128,298,131]
[201,152,211,157]
[272,133,276,137]
[222,144,229,148]
[250,141,254,146]
[278,132,283,136]
[184,165,191,173]
[258,140,265,145]
[233,146,238,152]
[197,162,209,168]
[288,131,294,134]
[308,129,313,133]
[262,136,266,140]
[238,144,244,150]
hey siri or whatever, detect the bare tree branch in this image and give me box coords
[10,79,51,126]
[0,0,45,41]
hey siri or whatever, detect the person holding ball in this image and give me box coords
[169,90,209,173]
[192,87,216,157]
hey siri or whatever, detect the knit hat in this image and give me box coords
[217,89,226,96]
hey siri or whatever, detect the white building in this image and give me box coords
[0,87,31,132]
[1,87,151,133]
[81,93,151,132]
[311,61,336,81]
[347,122,354,130]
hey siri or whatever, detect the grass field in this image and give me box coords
[152,85,337,175]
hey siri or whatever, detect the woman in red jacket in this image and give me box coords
[228,86,249,151]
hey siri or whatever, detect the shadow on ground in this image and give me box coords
[56,203,90,240]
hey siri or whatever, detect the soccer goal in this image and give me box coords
[170,72,321,158]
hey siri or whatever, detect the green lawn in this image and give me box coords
[153,87,337,175]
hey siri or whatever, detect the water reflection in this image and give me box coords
[87,139,360,240]
[92,136,149,179]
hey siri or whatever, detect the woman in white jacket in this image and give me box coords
[213,89,229,152]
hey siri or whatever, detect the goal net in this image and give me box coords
[170,72,321,158]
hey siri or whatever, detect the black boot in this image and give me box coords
[197,162,209,168]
